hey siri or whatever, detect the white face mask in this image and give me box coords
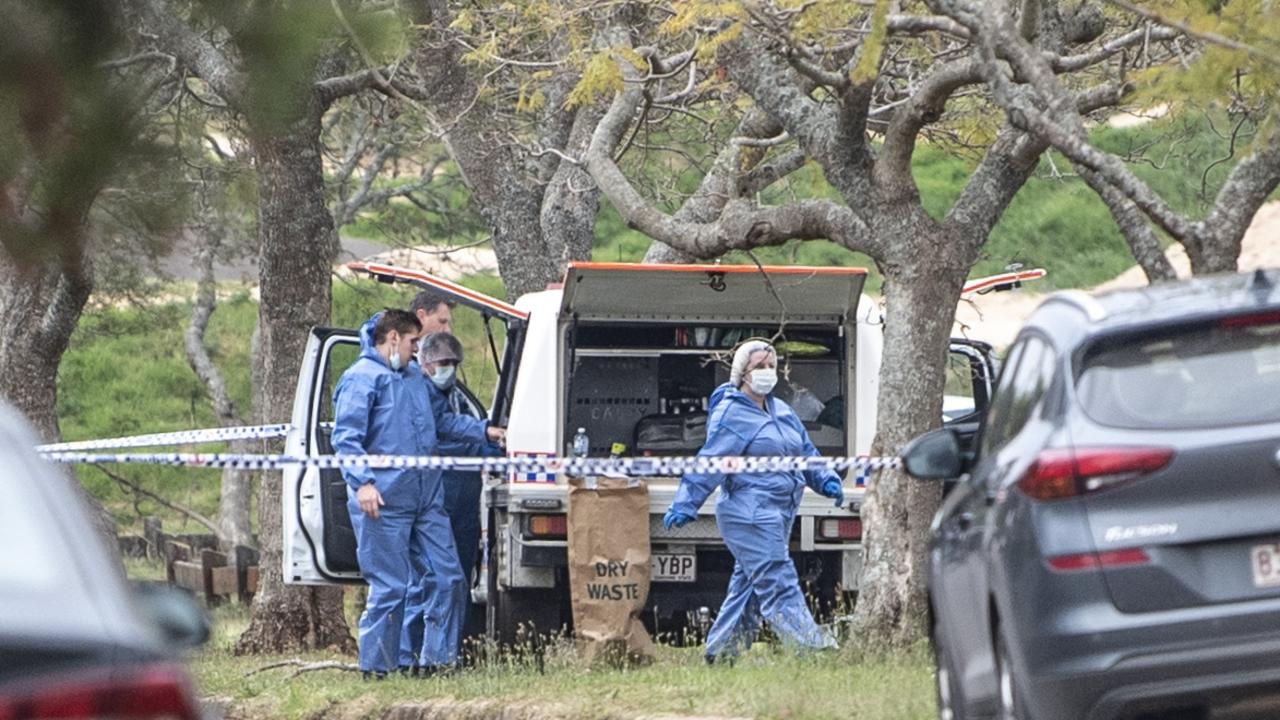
[389,351,403,372]
[747,368,777,395]
[429,365,456,389]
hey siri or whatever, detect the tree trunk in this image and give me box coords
[184,230,254,550]
[0,253,120,556]
[1186,227,1241,276]
[852,239,969,645]
[235,109,353,654]
[485,193,564,299]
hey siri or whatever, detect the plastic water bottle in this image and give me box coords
[571,427,590,458]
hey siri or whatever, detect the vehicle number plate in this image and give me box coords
[653,552,696,583]
[1250,543,1280,588]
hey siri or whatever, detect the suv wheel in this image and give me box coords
[996,626,1030,720]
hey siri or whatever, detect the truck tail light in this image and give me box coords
[818,518,862,541]
[528,514,567,538]
[1047,548,1150,572]
[0,663,199,719]
[1016,447,1174,501]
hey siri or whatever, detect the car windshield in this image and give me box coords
[1076,317,1280,430]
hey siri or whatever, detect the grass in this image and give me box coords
[189,602,936,720]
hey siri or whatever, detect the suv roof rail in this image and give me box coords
[1043,289,1107,322]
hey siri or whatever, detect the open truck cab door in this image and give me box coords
[282,263,527,585]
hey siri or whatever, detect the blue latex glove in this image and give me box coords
[821,478,845,508]
[663,509,696,530]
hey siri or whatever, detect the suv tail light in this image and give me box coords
[818,518,862,541]
[1220,310,1280,328]
[1048,548,1150,572]
[1017,446,1174,501]
[528,514,567,538]
[0,663,199,719]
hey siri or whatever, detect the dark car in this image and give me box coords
[0,403,208,719]
[904,270,1280,720]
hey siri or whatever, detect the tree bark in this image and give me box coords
[235,108,353,655]
[0,253,119,554]
[404,0,597,298]
[851,238,970,643]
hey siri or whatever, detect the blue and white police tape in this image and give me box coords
[38,450,902,475]
[36,423,293,452]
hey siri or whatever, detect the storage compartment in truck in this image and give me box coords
[565,324,846,457]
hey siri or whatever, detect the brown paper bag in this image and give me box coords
[567,476,657,666]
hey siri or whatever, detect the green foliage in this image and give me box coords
[1129,0,1280,117]
[850,0,890,85]
[564,51,626,109]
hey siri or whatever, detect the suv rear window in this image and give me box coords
[1076,318,1280,429]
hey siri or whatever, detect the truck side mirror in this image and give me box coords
[901,428,964,480]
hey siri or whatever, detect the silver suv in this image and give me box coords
[0,403,207,718]
[905,270,1280,720]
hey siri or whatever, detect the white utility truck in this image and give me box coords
[283,261,998,641]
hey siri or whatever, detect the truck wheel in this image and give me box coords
[489,587,565,648]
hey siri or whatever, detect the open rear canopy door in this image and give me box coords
[559,262,867,323]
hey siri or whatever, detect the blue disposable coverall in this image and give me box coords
[399,379,500,665]
[332,315,488,673]
[669,382,840,659]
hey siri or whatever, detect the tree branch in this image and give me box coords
[95,463,222,537]
[314,67,399,104]
[945,122,1047,244]
[719,27,873,202]
[879,60,983,184]
[1103,0,1280,68]
[585,84,872,258]
[129,0,246,109]
[1079,167,1178,283]
[887,14,970,38]
[740,149,809,195]
[1050,25,1179,73]
[1198,128,1280,258]
[971,8,1198,241]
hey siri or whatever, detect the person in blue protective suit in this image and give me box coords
[400,331,503,667]
[333,310,504,679]
[663,339,844,662]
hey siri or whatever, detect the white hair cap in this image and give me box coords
[730,340,775,387]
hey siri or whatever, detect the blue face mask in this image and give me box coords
[429,365,456,389]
